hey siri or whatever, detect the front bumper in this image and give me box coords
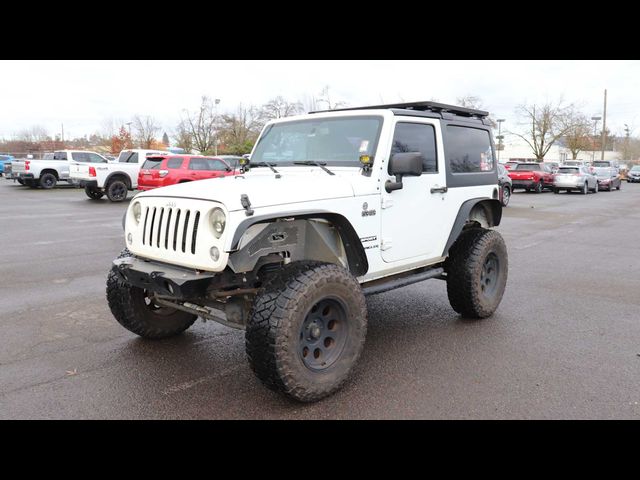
[113,255,215,299]
[627,176,640,182]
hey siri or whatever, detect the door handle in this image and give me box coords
[430,186,448,194]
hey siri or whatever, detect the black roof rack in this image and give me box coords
[310,101,489,119]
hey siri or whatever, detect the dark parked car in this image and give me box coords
[594,167,621,191]
[498,163,512,206]
[626,165,640,183]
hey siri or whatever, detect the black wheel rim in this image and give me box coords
[44,176,54,187]
[111,183,126,200]
[299,298,348,371]
[480,253,500,299]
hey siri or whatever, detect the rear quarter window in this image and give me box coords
[446,126,494,173]
[167,157,184,169]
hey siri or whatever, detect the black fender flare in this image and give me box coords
[230,210,369,276]
[442,198,502,257]
[105,171,132,189]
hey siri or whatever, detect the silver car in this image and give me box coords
[553,165,598,194]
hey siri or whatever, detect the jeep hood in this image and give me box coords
[136,172,357,211]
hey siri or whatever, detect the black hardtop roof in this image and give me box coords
[310,100,490,120]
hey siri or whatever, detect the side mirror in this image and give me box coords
[385,152,423,193]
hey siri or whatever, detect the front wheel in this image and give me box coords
[85,186,104,200]
[553,187,560,194]
[245,261,368,402]
[445,228,508,319]
[106,250,197,339]
[106,179,128,202]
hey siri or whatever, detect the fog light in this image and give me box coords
[127,233,133,245]
[210,246,220,261]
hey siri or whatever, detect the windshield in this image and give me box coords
[142,158,163,170]
[251,116,383,166]
[563,161,581,166]
[514,164,540,171]
[595,169,612,177]
[592,161,611,168]
[630,165,640,172]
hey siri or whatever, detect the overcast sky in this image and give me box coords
[1,60,639,140]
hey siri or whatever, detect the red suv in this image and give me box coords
[137,155,240,191]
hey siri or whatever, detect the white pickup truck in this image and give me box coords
[69,148,170,202]
[11,150,111,189]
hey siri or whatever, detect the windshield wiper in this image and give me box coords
[293,160,335,176]
[249,161,281,177]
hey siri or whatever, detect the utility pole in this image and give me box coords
[601,89,607,161]
[61,123,64,143]
[214,98,220,156]
[496,119,505,162]
[624,124,630,161]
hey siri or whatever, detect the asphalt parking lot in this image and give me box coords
[1,179,639,419]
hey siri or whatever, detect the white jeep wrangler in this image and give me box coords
[108,101,507,402]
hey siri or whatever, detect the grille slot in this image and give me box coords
[191,211,200,254]
[164,209,172,249]
[182,210,191,253]
[156,208,164,247]
[173,209,181,251]
[142,207,149,245]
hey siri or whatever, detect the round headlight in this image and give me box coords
[211,208,226,239]
[132,202,141,224]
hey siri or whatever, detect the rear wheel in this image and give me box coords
[39,173,57,189]
[616,181,621,190]
[501,185,511,206]
[84,186,104,200]
[445,228,508,319]
[17,178,24,185]
[582,182,588,195]
[106,179,128,202]
[553,187,560,194]
[535,181,543,193]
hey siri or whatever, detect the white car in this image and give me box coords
[108,101,507,402]
[69,149,170,201]
[11,150,110,189]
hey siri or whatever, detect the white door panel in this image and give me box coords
[380,118,456,263]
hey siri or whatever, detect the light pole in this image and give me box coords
[214,98,221,156]
[591,116,601,162]
[496,118,506,162]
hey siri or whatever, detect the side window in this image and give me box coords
[127,153,139,163]
[88,153,106,163]
[446,126,494,173]
[390,123,437,173]
[189,158,209,170]
[53,152,67,161]
[72,152,88,162]
[166,157,183,169]
[207,159,229,171]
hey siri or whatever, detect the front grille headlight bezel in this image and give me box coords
[210,208,226,239]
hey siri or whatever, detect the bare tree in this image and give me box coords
[511,99,578,161]
[181,96,221,153]
[14,125,49,143]
[260,96,304,121]
[173,121,194,153]
[218,104,261,154]
[456,95,497,128]
[561,112,592,159]
[132,115,161,149]
[316,85,347,110]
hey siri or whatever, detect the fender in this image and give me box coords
[442,197,502,257]
[230,210,369,276]
[105,171,132,189]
